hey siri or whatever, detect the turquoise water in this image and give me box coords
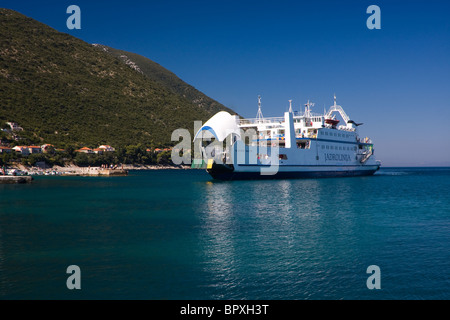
[0,168,449,300]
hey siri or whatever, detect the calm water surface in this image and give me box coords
[0,167,449,299]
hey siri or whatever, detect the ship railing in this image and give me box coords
[238,112,325,126]
[357,137,373,144]
[238,117,285,125]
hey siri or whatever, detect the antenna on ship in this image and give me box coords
[305,100,314,117]
[256,95,264,123]
[288,99,293,113]
[334,93,337,106]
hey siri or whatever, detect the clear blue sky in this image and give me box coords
[2,0,450,166]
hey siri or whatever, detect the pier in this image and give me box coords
[0,176,33,184]
[61,167,129,176]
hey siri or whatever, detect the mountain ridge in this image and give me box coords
[93,44,234,116]
[0,8,234,149]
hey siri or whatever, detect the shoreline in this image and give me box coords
[6,163,193,176]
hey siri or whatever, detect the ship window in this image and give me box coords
[297,141,310,149]
[326,145,329,149]
[279,154,288,160]
[322,145,324,149]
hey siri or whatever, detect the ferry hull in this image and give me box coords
[207,164,380,181]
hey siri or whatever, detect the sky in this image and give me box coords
[2,0,450,166]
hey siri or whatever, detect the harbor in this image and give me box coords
[0,163,192,181]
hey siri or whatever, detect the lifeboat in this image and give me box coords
[325,118,340,126]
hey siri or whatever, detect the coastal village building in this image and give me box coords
[11,146,42,155]
[41,144,55,153]
[28,146,42,154]
[152,148,172,153]
[75,147,95,154]
[0,146,12,154]
[99,145,115,152]
[6,122,23,131]
[75,146,115,154]
[12,146,30,156]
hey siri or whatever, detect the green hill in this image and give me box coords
[95,45,233,115]
[0,8,235,149]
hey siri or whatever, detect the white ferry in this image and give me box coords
[193,95,381,180]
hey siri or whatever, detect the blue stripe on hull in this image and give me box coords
[208,169,378,181]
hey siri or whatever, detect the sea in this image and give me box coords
[0,167,449,300]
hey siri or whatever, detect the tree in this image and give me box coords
[73,152,89,167]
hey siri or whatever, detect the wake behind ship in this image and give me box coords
[193,95,381,180]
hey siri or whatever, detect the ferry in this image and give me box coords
[193,95,381,180]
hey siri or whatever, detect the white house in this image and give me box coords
[0,146,12,154]
[98,145,115,152]
[28,146,42,154]
[12,146,30,155]
[6,122,23,131]
[75,147,95,154]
